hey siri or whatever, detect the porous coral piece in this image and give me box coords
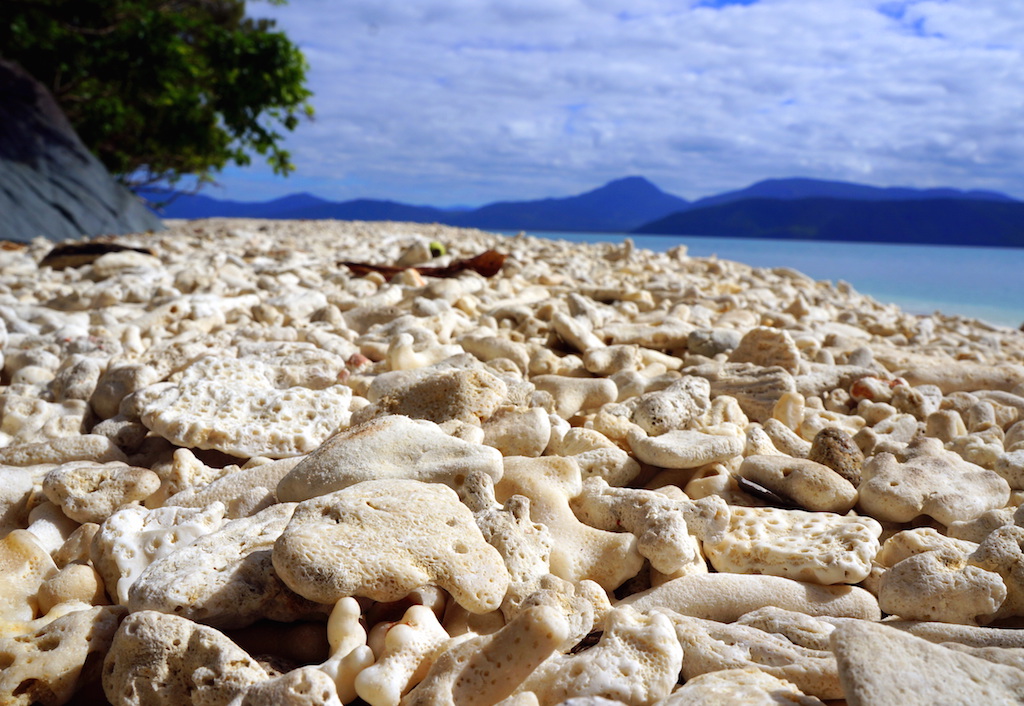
[354,604,451,706]
[878,549,1006,625]
[402,604,569,706]
[531,375,618,420]
[493,456,643,592]
[666,613,842,700]
[130,336,217,381]
[273,479,509,613]
[686,362,797,422]
[137,355,353,458]
[516,574,611,652]
[630,376,711,435]
[546,427,640,486]
[855,411,920,456]
[762,418,811,458]
[0,529,58,623]
[620,573,881,622]
[570,478,728,575]
[0,395,89,448]
[582,344,642,376]
[52,522,100,568]
[875,527,979,568]
[49,355,104,403]
[0,604,126,706]
[858,451,1010,525]
[91,503,227,605]
[369,367,507,424]
[995,450,1024,489]
[277,415,503,502]
[0,466,36,537]
[771,391,805,431]
[90,364,161,420]
[703,506,881,585]
[42,461,160,524]
[948,428,1004,470]
[461,472,554,618]
[551,311,605,353]
[948,506,1017,544]
[319,597,375,703]
[460,335,531,373]
[24,501,79,555]
[234,341,352,389]
[733,607,839,652]
[686,328,742,358]
[627,427,744,470]
[128,503,327,629]
[227,667,343,706]
[145,447,235,507]
[899,361,1024,394]
[601,318,692,349]
[515,606,682,706]
[102,610,269,706]
[0,434,127,466]
[830,619,1024,705]
[165,456,302,519]
[481,407,551,457]
[737,455,857,513]
[658,668,825,705]
[37,563,108,614]
[728,326,802,373]
[968,525,1024,621]
[886,620,1024,648]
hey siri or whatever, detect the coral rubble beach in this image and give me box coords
[4,218,1024,705]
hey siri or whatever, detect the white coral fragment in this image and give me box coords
[138,355,353,458]
[91,502,227,605]
[516,606,682,706]
[355,604,451,706]
[703,506,881,585]
[273,479,510,613]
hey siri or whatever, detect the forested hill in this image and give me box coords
[633,197,1024,247]
[149,176,1024,246]
[149,176,689,233]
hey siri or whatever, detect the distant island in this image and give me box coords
[147,176,1024,248]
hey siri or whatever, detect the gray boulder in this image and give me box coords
[0,59,163,242]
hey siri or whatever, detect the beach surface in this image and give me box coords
[3,218,1024,705]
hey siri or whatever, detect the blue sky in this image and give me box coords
[213,0,1024,206]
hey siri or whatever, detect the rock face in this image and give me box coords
[0,60,162,243]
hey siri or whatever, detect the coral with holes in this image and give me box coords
[703,506,882,584]
[273,479,510,612]
[276,415,503,502]
[3,219,1024,704]
[0,604,126,706]
[136,356,353,459]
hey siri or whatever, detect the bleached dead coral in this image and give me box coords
[1,218,1023,705]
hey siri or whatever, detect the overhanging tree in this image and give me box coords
[0,0,312,190]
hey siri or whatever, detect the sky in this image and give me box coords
[212,0,1024,206]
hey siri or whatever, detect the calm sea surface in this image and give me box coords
[504,231,1024,329]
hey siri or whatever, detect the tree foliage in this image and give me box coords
[0,0,313,189]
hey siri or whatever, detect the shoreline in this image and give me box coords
[498,228,1024,330]
[3,218,1024,703]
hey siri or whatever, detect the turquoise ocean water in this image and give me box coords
[505,231,1024,329]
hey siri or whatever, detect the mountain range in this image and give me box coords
[146,176,1024,247]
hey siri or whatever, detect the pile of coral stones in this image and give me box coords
[3,218,1024,705]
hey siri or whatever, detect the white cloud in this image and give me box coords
[219,0,1024,204]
